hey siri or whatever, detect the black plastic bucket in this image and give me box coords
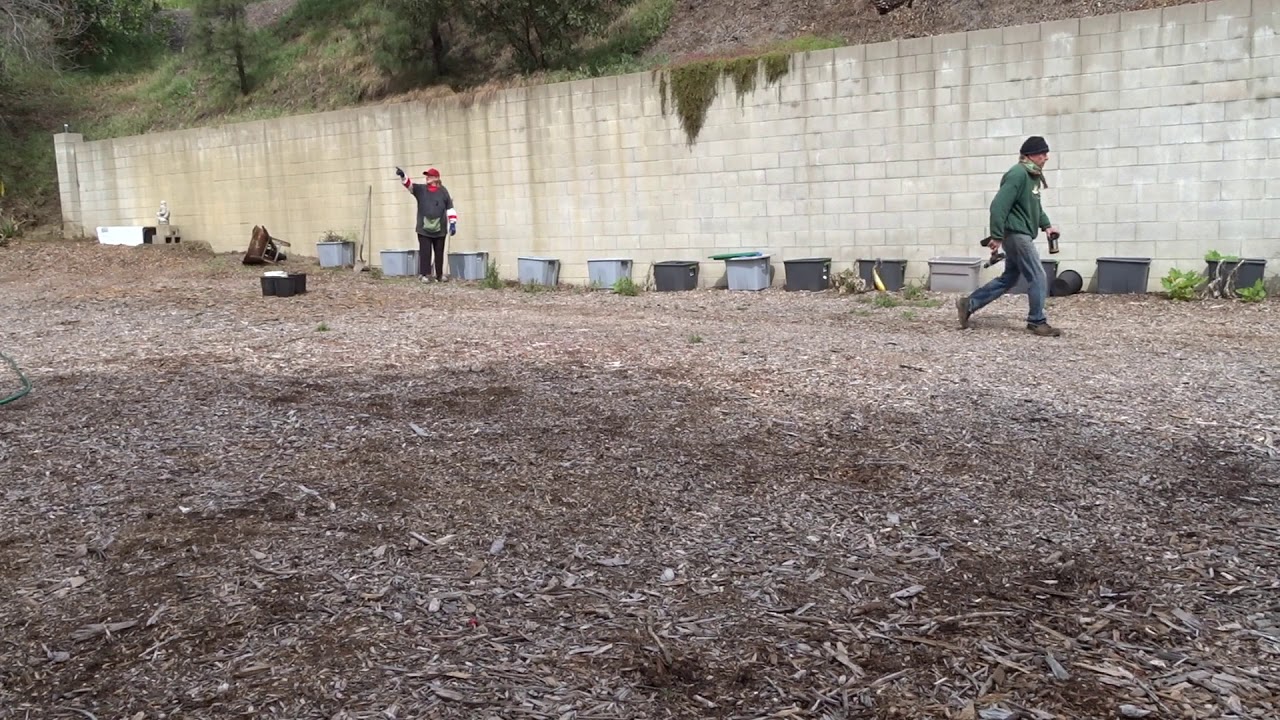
[1052,269,1083,297]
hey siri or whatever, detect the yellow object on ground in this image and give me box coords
[872,267,886,292]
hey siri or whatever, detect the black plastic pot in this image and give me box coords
[1011,259,1060,295]
[783,257,832,291]
[260,277,276,296]
[1096,257,1152,294]
[857,259,907,292]
[261,273,307,298]
[653,261,699,291]
[1205,258,1266,296]
[1052,269,1083,296]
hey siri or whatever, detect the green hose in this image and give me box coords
[1,350,32,406]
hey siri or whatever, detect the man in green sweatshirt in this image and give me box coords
[956,136,1062,337]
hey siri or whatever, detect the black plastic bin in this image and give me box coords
[653,261,699,291]
[261,273,308,298]
[1095,257,1152,294]
[1011,259,1060,295]
[784,257,832,291]
[1205,258,1266,296]
[857,259,907,292]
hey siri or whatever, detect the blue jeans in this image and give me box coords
[967,233,1048,325]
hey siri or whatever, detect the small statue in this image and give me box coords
[157,201,170,225]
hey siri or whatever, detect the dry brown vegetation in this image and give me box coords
[1,238,1278,718]
[654,0,1206,58]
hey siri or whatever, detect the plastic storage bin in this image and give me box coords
[928,256,984,293]
[1205,258,1266,296]
[783,257,832,292]
[587,258,634,289]
[725,254,771,291]
[1095,257,1152,294]
[654,261,699,291]
[448,251,489,281]
[857,259,908,292]
[518,256,560,287]
[1010,259,1060,295]
[261,272,307,297]
[380,249,418,277]
[317,241,355,268]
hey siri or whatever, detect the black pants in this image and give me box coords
[417,234,446,279]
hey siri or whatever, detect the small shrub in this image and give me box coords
[1161,268,1203,301]
[832,268,866,295]
[1239,279,1267,303]
[0,212,24,246]
[1204,250,1240,262]
[902,281,926,300]
[612,277,639,296]
[901,309,917,321]
[479,260,503,289]
[871,293,900,308]
[687,334,703,344]
[316,322,330,332]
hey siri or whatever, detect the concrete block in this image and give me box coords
[1163,3,1208,25]
[1206,0,1253,19]
[1121,8,1164,30]
[1199,201,1244,221]
[1160,124,1204,145]
[866,40,899,60]
[1185,21,1231,44]
[1222,139,1270,160]
[1203,122,1250,143]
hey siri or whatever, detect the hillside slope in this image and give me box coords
[2,0,1205,229]
[655,0,1199,58]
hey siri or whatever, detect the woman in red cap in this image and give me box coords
[395,166,458,282]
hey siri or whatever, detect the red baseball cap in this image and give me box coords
[424,168,440,178]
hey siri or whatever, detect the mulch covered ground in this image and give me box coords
[1,238,1278,719]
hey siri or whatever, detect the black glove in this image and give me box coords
[395,167,405,179]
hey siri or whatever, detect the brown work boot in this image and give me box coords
[956,296,971,329]
[1026,322,1062,337]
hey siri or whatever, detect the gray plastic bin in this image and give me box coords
[518,256,560,287]
[587,258,634,289]
[317,241,355,268]
[928,256,984,293]
[448,251,489,281]
[1011,259,1060,295]
[380,249,418,277]
[725,254,771,291]
[1096,257,1151,294]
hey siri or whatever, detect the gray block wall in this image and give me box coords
[55,0,1280,290]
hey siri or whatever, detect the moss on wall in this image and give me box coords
[658,50,794,146]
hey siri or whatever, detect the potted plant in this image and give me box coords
[1204,250,1267,298]
[316,230,356,268]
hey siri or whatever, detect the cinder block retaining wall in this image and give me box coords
[56,0,1280,290]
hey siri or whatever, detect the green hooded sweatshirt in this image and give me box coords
[989,161,1051,241]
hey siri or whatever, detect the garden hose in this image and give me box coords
[1,350,32,406]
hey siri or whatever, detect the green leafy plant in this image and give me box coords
[611,276,638,296]
[687,333,703,344]
[0,212,23,246]
[1204,250,1240,262]
[871,293,900,308]
[316,322,330,331]
[479,259,503,289]
[1161,268,1203,301]
[1239,279,1267,303]
[902,281,926,301]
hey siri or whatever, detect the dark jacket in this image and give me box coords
[989,162,1050,240]
[402,179,457,238]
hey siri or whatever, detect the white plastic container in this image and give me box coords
[518,256,560,286]
[928,256,984,293]
[587,258,634,289]
[725,254,772,291]
[380,249,418,277]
